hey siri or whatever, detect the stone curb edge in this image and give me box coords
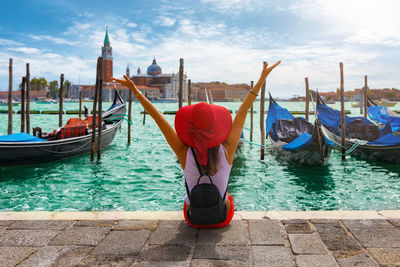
[0,210,399,220]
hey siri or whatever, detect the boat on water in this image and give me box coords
[0,91,126,167]
[354,98,396,108]
[265,94,333,166]
[317,94,400,163]
[367,96,400,131]
[0,100,19,106]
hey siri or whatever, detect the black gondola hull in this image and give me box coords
[269,138,332,166]
[0,120,122,166]
[0,91,126,167]
[321,125,400,163]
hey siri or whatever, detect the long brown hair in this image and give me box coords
[200,145,220,176]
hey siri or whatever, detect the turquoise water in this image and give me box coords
[1,101,400,211]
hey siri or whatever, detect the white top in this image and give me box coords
[183,145,232,204]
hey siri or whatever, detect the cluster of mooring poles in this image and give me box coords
[7,58,77,136]
[90,57,104,160]
[302,62,369,161]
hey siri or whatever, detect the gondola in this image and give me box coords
[266,94,333,166]
[367,96,400,132]
[0,91,126,167]
[317,93,400,163]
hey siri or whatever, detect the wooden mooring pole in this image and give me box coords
[20,77,26,133]
[142,92,147,126]
[364,75,368,118]
[178,58,184,109]
[79,90,82,119]
[8,58,13,135]
[25,63,31,134]
[97,59,103,159]
[188,79,192,106]
[250,81,254,142]
[339,62,346,160]
[91,57,101,160]
[305,77,310,121]
[128,86,132,143]
[260,62,266,160]
[59,74,64,127]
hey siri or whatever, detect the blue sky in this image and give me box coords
[1,0,399,97]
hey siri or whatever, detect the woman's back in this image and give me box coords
[184,145,231,204]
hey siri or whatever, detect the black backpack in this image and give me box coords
[185,147,228,225]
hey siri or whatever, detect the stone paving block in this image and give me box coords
[49,227,110,246]
[343,220,400,248]
[295,254,339,267]
[19,246,92,267]
[7,220,73,230]
[114,220,158,231]
[310,219,339,224]
[247,220,285,245]
[78,254,136,266]
[0,229,59,246]
[193,245,250,261]
[0,220,15,226]
[367,248,400,266]
[74,220,115,227]
[288,234,328,254]
[252,245,295,267]
[147,220,196,246]
[0,247,37,266]
[342,219,392,227]
[314,223,361,253]
[198,220,248,246]
[133,261,188,267]
[190,259,251,266]
[336,253,379,267]
[138,244,192,261]
[91,230,150,256]
[282,219,308,224]
[284,222,313,234]
[388,218,400,227]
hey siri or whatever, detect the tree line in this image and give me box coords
[19,77,71,98]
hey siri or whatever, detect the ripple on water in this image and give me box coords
[1,102,400,211]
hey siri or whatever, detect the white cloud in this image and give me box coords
[77,11,94,18]
[29,34,78,45]
[64,22,92,36]
[286,0,400,47]
[157,17,176,27]
[8,47,42,54]
[200,0,267,14]
[126,22,138,28]
[0,38,23,46]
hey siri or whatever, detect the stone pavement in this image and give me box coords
[0,211,400,266]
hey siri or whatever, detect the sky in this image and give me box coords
[1,0,400,97]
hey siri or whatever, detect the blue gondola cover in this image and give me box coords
[266,102,294,136]
[368,133,400,146]
[282,132,313,151]
[0,132,47,142]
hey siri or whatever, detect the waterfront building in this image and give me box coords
[191,82,250,102]
[68,30,187,102]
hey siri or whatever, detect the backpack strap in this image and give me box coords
[190,147,203,176]
[190,147,213,184]
[185,179,191,202]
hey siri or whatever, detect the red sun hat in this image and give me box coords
[175,103,232,165]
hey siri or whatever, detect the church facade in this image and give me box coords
[68,30,187,101]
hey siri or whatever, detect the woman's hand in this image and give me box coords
[260,60,281,79]
[112,75,140,96]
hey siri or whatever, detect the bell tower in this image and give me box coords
[102,28,113,82]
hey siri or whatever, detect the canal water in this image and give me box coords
[0,101,400,211]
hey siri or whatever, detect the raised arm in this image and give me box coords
[223,61,281,164]
[112,75,188,167]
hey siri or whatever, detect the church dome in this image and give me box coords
[147,58,162,76]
